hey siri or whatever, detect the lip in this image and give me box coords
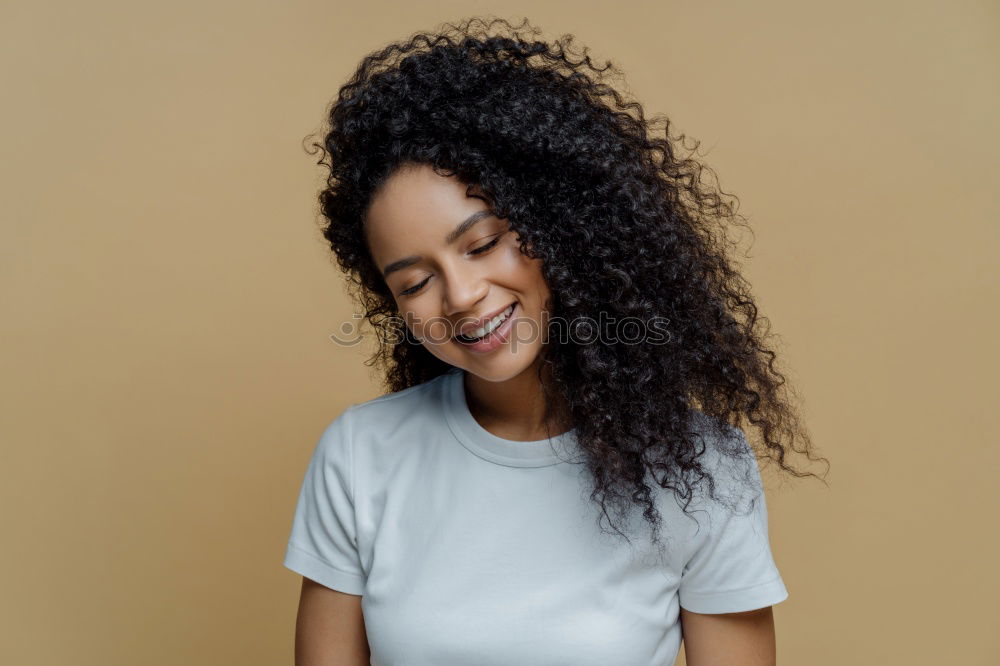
[454,302,519,353]
[454,301,518,338]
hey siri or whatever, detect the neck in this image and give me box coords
[462,359,571,442]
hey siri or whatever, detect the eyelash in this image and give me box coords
[469,235,502,256]
[399,235,503,296]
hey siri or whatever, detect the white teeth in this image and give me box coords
[463,303,514,340]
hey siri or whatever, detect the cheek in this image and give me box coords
[405,307,454,345]
[497,243,544,283]
[515,255,549,296]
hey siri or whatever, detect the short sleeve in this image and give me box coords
[283,406,366,596]
[677,424,788,614]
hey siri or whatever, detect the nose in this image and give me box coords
[441,261,489,319]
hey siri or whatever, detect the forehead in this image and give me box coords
[365,164,490,252]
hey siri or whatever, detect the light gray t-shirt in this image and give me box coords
[283,366,788,665]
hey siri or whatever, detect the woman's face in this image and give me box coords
[364,163,551,383]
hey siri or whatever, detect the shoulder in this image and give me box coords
[346,371,452,430]
[682,409,763,511]
[310,371,454,472]
[325,371,456,462]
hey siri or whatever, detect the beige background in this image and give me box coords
[2,1,997,664]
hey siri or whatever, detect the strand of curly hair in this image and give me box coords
[304,15,829,551]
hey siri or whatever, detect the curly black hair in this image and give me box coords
[305,16,829,550]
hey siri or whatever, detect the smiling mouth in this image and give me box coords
[454,301,517,343]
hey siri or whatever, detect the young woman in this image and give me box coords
[283,16,825,666]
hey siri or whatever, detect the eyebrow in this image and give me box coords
[380,209,496,278]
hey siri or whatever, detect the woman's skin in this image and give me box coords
[363,162,569,441]
[294,161,778,665]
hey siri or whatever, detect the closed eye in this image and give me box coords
[400,276,429,296]
[399,233,505,297]
[469,235,502,255]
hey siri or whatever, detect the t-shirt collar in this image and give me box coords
[441,367,581,468]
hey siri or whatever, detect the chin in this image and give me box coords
[452,347,543,384]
